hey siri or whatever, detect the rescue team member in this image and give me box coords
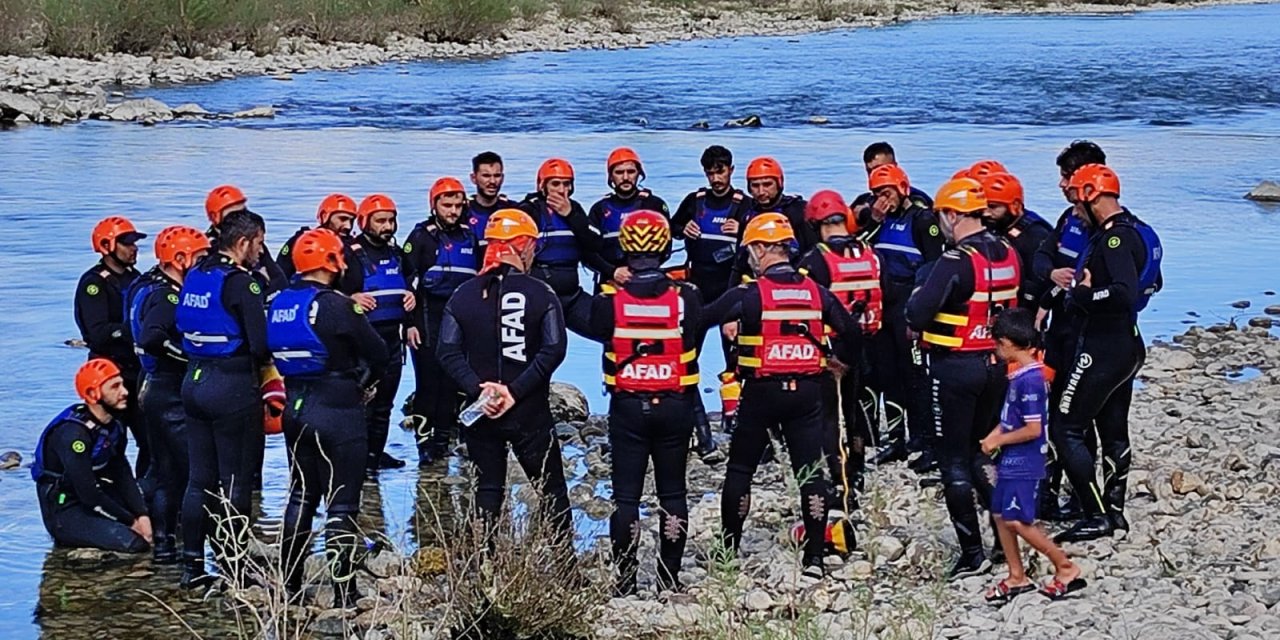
[1030,141,1104,521]
[979,308,1085,605]
[350,194,415,474]
[979,172,1052,309]
[585,147,670,287]
[268,228,390,608]
[582,211,702,596]
[76,216,147,475]
[797,190,878,503]
[436,209,573,542]
[278,194,364,294]
[33,359,152,553]
[906,177,1020,580]
[851,141,934,220]
[175,210,271,589]
[864,164,945,468]
[468,151,514,247]
[671,145,751,367]
[205,185,288,300]
[404,178,480,465]
[951,159,1009,183]
[518,158,602,306]
[727,157,813,285]
[128,225,211,563]
[1053,164,1162,543]
[703,214,861,576]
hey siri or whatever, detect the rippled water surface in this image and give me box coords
[1,5,1279,638]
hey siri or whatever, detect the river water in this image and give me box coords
[1,4,1279,638]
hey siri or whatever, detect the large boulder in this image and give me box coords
[549,382,589,423]
[0,91,41,121]
[103,98,173,122]
[1245,180,1280,202]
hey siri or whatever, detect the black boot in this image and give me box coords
[1053,515,1115,543]
[378,452,406,469]
[947,549,991,581]
[693,421,723,465]
[907,449,938,473]
[872,440,908,466]
[801,554,826,579]
[180,557,218,590]
[153,535,179,564]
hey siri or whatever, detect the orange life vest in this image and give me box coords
[922,243,1020,352]
[737,276,827,377]
[819,242,883,334]
[604,285,698,392]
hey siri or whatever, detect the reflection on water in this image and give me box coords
[2,5,1280,638]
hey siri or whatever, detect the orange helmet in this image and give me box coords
[485,208,539,242]
[537,158,575,192]
[868,164,910,197]
[357,194,397,230]
[292,228,347,274]
[742,212,795,246]
[92,216,145,255]
[934,177,988,215]
[205,185,247,225]
[155,225,211,268]
[76,358,121,404]
[981,172,1025,211]
[618,210,671,254]
[956,159,1008,182]
[1069,164,1120,202]
[430,177,466,207]
[804,189,851,225]
[746,157,784,187]
[316,194,358,227]
[606,147,645,182]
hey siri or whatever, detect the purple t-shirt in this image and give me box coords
[997,362,1048,480]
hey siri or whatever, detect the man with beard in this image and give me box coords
[586,147,670,288]
[979,172,1052,309]
[467,151,514,249]
[278,194,364,294]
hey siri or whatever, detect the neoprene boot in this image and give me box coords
[180,557,218,590]
[1054,514,1115,543]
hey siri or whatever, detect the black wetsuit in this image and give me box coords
[350,232,411,472]
[35,406,149,552]
[990,212,1053,309]
[75,260,145,475]
[277,226,364,294]
[583,270,702,590]
[585,189,670,286]
[703,264,859,563]
[671,187,751,368]
[906,231,1014,557]
[518,193,601,300]
[270,280,389,602]
[436,264,572,541]
[727,195,813,285]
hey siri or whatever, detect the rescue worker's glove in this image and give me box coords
[260,364,286,417]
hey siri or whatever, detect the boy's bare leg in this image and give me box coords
[1009,520,1080,583]
[994,515,1031,585]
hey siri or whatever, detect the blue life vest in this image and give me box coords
[359,247,409,325]
[1022,208,1049,229]
[416,223,479,300]
[597,190,652,266]
[31,405,122,483]
[535,203,581,267]
[176,261,244,358]
[1132,219,1163,312]
[126,274,163,374]
[688,189,741,265]
[467,197,509,247]
[267,285,330,377]
[873,211,925,282]
[1056,209,1090,270]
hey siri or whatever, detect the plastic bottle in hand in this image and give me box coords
[459,390,497,427]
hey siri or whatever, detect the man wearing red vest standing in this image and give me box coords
[907,178,1021,581]
[704,213,860,577]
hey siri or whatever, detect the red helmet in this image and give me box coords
[205,185,247,225]
[980,172,1025,211]
[618,210,671,254]
[429,177,466,207]
[868,164,910,197]
[292,228,347,274]
[155,225,211,268]
[92,216,145,255]
[357,194,397,230]
[805,189,851,225]
[1069,164,1120,203]
[316,194,358,227]
[76,358,121,404]
[746,157,784,188]
[606,147,645,184]
[537,158,575,192]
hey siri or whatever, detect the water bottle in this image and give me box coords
[459,390,496,427]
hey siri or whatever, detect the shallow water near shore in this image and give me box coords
[1,4,1280,638]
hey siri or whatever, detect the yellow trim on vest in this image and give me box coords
[679,374,701,386]
[604,374,616,384]
[601,283,618,295]
[738,356,763,367]
[738,335,764,346]
[933,312,968,326]
[922,331,964,347]
[680,350,698,363]
[605,352,617,362]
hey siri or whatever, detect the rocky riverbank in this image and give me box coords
[0,0,1254,126]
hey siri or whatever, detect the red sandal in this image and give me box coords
[1040,576,1088,600]
[985,579,1036,604]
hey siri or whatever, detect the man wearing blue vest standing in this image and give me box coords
[351,194,415,474]
[404,178,480,465]
[586,147,670,289]
[519,158,602,315]
[174,210,270,590]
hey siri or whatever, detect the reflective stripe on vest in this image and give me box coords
[176,262,245,358]
[874,212,925,282]
[597,191,651,265]
[267,286,330,377]
[535,205,581,266]
[604,286,697,392]
[922,242,1020,352]
[418,224,479,300]
[1057,211,1089,268]
[360,246,409,324]
[688,189,742,265]
[737,277,826,376]
[820,242,884,334]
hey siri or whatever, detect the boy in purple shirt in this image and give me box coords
[981,308,1086,604]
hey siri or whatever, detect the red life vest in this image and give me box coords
[605,285,697,392]
[820,242,883,334]
[738,276,827,377]
[922,243,1020,352]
